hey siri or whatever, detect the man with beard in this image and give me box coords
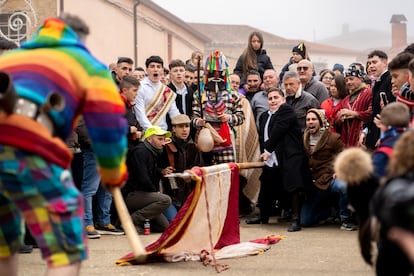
[336,64,372,148]
[123,126,173,234]
[134,55,180,131]
[246,70,267,128]
[282,71,320,131]
[301,109,356,230]
[112,57,133,89]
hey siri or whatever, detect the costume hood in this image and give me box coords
[21,17,87,51]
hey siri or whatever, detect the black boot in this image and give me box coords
[130,211,145,234]
[287,219,301,232]
[287,192,302,232]
[245,216,269,224]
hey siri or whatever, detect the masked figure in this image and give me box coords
[191,50,244,163]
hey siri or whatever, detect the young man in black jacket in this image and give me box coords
[122,126,173,233]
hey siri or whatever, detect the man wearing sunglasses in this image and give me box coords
[297,60,329,104]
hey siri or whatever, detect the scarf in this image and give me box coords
[349,83,366,96]
[173,135,193,147]
[144,139,163,156]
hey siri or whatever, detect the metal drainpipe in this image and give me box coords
[59,0,64,14]
[133,0,141,66]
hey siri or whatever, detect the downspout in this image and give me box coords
[59,0,64,15]
[133,0,141,66]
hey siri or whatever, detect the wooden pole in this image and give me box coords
[236,161,264,169]
[165,162,264,179]
[111,187,147,261]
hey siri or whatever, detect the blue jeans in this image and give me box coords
[81,149,112,226]
[300,178,350,226]
[163,204,178,222]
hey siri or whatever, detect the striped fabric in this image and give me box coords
[0,18,128,186]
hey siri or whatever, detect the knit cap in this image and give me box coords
[292,42,307,59]
[307,108,329,130]
[332,63,344,74]
[345,64,364,79]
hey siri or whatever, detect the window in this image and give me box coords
[0,11,27,43]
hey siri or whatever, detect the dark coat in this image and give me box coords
[168,82,194,118]
[259,103,311,192]
[159,136,201,208]
[233,49,274,86]
[121,95,142,150]
[123,143,162,195]
[303,129,344,190]
[168,82,196,138]
[366,71,394,150]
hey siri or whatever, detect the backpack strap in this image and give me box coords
[374,145,393,158]
[165,142,177,168]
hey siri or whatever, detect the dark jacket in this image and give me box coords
[121,94,142,150]
[233,49,274,87]
[372,127,405,178]
[286,89,320,131]
[159,136,201,208]
[303,129,344,190]
[366,71,394,150]
[168,82,196,138]
[168,82,194,118]
[75,117,91,150]
[123,143,163,195]
[259,103,311,192]
[303,78,330,104]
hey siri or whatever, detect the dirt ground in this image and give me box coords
[18,217,374,276]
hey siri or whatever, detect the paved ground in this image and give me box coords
[18,218,374,276]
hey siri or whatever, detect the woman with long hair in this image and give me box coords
[233,31,273,92]
[321,74,348,133]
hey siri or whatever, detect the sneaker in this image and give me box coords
[319,216,341,225]
[86,225,101,239]
[95,223,125,235]
[287,220,301,232]
[18,244,33,254]
[340,220,357,231]
[135,226,144,235]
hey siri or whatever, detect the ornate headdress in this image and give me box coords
[198,50,231,103]
[345,64,365,79]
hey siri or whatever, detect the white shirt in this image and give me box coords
[134,77,180,130]
[172,82,188,114]
[263,110,279,167]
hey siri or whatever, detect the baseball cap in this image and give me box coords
[143,126,171,139]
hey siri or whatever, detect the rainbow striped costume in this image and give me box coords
[0,18,128,186]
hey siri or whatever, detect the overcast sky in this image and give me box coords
[152,0,414,42]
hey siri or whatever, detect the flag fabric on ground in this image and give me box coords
[115,163,282,268]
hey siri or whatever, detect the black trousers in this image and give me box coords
[258,166,285,221]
